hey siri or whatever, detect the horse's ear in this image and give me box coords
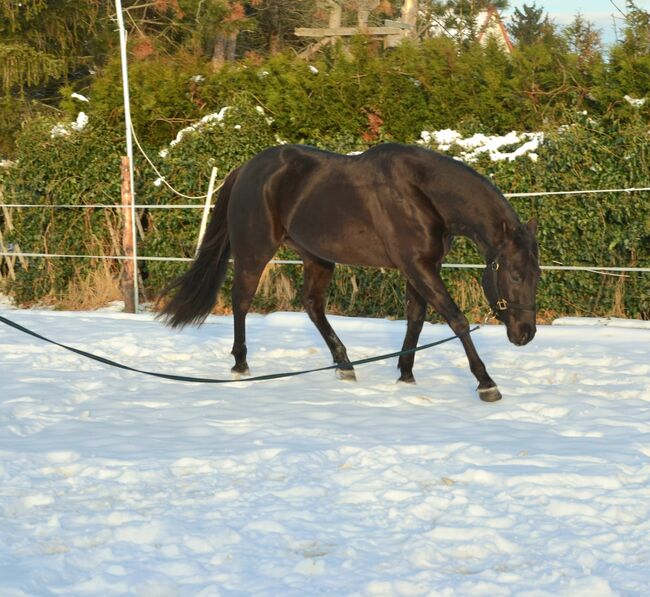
[525,218,538,237]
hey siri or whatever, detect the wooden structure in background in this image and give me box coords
[295,0,411,56]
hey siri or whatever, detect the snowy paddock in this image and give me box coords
[1,308,649,596]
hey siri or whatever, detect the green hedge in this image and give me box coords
[1,44,648,319]
[2,106,647,319]
[86,36,650,152]
[1,117,124,304]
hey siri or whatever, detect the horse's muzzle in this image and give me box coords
[508,324,536,346]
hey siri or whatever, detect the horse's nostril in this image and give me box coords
[513,329,532,346]
[520,327,536,345]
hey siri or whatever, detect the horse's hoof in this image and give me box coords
[336,367,357,382]
[231,365,251,378]
[397,374,416,384]
[478,386,502,402]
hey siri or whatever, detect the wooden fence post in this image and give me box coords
[120,156,136,313]
[196,166,218,256]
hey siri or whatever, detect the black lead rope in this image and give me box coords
[0,313,477,384]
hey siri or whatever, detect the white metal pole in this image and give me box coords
[115,0,139,312]
[196,167,218,255]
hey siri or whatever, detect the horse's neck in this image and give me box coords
[455,205,520,264]
[419,151,521,262]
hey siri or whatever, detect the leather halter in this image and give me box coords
[486,260,536,318]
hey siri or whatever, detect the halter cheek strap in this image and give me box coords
[487,261,536,315]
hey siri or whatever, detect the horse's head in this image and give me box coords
[482,219,540,346]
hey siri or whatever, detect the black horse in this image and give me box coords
[159,143,540,401]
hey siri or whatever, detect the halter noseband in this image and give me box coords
[486,260,536,317]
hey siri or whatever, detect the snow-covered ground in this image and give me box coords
[1,307,649,596]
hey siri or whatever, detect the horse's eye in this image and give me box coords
[510,272,523,284]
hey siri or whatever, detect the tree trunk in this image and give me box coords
[267,2,281,55]
[269,31,281,54]
[211,31,238,71]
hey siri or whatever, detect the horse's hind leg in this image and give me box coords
[300,254,356,381]
[230,259,269,376]
[398,282,427,384]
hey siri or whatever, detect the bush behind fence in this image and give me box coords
[1,102,648,319]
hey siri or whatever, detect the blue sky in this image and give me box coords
[503,0,650,45]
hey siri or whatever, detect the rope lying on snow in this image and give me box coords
[0,314,477,385]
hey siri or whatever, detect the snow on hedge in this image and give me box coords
[420,129,544,163]
[49,112,89,138]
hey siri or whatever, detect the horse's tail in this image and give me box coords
[157,167,240,328]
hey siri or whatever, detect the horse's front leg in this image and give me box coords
[404,260,501,402]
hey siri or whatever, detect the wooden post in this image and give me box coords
[115,0,139,312]
[358,0,380,29]
[0,196,13,280]
[400,0,418,38]
[0,232,15,280]
[326,0,341,28]
[297,1,414,54]
[196,167,218,256]
[120,156,137,313]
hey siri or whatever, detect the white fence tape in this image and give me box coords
[2,187,649,275]
[3,185,650,211]
[0,252,648,273]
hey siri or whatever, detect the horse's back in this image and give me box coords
[227,144,439,267]
[225,143,506,268]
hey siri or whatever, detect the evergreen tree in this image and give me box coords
[422,1,509,45]
[605,1,650,102]
[0,1,111,94]
[508,3,552,46]
[112,1,245,66]
[620,0,650,56]
[0,0,113,156]
[191,1,247,69]
[422,0,509,13]
[140,1,316,67]
[563,14,602,73]
[239,0,316,57]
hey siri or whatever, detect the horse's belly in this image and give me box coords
[326,247,394,268]
[283,187,398,267]
[288,227,394,268]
